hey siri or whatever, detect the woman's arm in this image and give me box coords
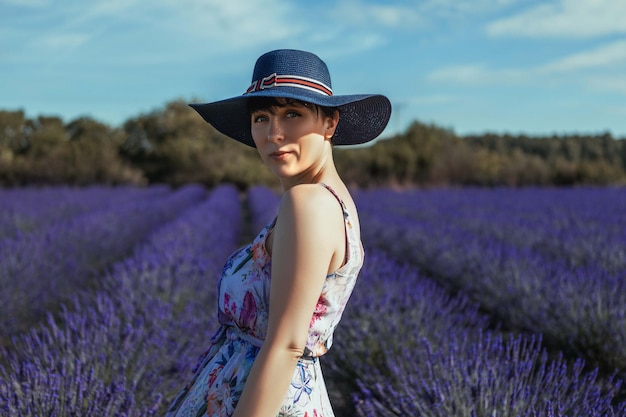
[232,184,345,417]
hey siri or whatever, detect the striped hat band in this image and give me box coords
[245,73,333,96]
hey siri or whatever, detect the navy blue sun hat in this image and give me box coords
[189,49,392,147]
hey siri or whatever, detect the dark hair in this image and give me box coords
[246,96,337,120]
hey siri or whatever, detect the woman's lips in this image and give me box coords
[269,151,290,160]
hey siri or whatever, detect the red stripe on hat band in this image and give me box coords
[245,73,332,96]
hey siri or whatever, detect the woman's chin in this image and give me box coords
[269,166,295,179]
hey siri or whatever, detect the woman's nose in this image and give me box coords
[267,118,284,142]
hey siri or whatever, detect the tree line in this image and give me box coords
[1,99,625,189]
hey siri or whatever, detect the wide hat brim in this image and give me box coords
[190,86,392,147]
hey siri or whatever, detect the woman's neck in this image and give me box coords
[279,153,341,192]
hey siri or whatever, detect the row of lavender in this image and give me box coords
[0,185,168,240]
[0,185,206,337]
[2,185,625,415]
[354,187,626,377]
[1,184,242,415]
[247,186,626,416]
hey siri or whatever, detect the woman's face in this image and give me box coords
[250,101,338,184]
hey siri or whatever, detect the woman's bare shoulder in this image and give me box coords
[278,184,344,230]
[281,184,340,208]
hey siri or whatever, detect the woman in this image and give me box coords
[166,49,391,417]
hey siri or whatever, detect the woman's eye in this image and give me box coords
[286,111,300,118]
[253,115,267,123]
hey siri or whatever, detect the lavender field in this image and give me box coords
[1,184,625,416]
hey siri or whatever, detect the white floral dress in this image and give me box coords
[166,183,364,417]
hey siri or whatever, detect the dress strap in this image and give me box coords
[319,183,360,270]
[318,183,347,212]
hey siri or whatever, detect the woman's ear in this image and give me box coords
[324,110,339,140]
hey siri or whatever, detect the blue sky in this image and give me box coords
[1,0,626,139]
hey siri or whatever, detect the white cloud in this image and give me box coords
[421,0,519,16]
[52,0,142,24]
[0,0,48,6]
[39,33,90,49]
[89,0,140,15]
[331,0,520,30]
[588,75,626,94]
[427,64,530,85]
[429,38,626,88]
[426,44,626,118]
[487,0,626,38]
[321,32,387,60]
[9,0,302,63]
[2,0,424,64]
[151,0,301,49]
[398,95,459,105]
[370,5,418,26]
[151,0,390,74]
[540,40,626,72]
[333,1,422,28]
[152,0,410,59]
[428,64,488,84]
